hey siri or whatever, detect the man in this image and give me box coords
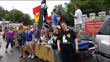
[70,4,82,41]
[52,8,60,33]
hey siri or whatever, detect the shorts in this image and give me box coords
[18,39,25,46]
[74,24,82,33]
[26,41,34,45]
[45,27,49,29]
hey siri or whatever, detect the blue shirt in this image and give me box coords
[52,13,58,26]
[26,31,34,41]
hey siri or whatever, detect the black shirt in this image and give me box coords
[57,30,77,51]
[51,33,60,49]
[44,20,50,28]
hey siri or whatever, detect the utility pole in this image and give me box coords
[12,6,14,21]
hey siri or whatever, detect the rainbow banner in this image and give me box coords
[33,5,41,25]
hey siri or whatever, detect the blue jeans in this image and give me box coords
[53,49,62,62]
[6,39,13,49]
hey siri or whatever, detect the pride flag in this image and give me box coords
[67,34,70,38]
[53,36,58,42]
[33,5,41,24]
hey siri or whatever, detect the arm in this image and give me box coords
[31,34,34,44]
[57,40,61,52]
[15,26,17,32]
[44,23,50,27]
[13,31,15,41]
[75,38,79,52]
[56,17,60,22]
[5,34,7,41]
[16,31,18,40]
[70,13,77,18]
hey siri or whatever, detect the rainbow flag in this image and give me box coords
[67,34,70,38]
[33,5,41,24]
[53,36,58,42]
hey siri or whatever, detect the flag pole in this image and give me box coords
[93,25,94,42]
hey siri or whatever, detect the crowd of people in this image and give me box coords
[0,4,83,62]
[0,24,36,58]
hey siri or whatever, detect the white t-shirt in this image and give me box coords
[74,9,82,24]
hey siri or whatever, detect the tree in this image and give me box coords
[18,13,33,25]
[18,17,28,25]
[54,4,66,14]
[4,9,24,21]
[64,0,110,26]
[24,14,33,25]
[1,6,33,25]
[0,6,8,20]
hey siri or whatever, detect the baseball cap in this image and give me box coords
[56,25,61,29]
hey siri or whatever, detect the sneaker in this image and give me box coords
[5,51,7,53]
[10,49,13,52]
[0,55,3,58]
[31,55,34,58]
[28,54,31,58]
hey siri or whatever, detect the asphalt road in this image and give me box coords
[0,40,97,62]
[0,41,44,62]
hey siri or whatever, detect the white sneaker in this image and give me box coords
[31,55,34,58]
[28,54,31,58]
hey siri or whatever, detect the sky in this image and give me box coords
[0,1,70,19]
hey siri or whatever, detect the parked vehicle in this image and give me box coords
[93,17,110,62]
[0,21,20,31]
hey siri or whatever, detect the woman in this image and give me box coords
[3,27,7,39]
[57,21,78,62]
[5,26,15,53]
[44,15,51,40]
[0,25,4,59]
[48,25,62,62]
[26,26,34,58]
[17,23,25,58]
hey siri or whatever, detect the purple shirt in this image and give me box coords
[7,30,15,40]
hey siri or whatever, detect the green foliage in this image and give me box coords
[4,8,33,25]
[64,0,110,26]
[54,4,66,14]
[0,6,8,20]
[4,9,24,21]
[23,14,33,25]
